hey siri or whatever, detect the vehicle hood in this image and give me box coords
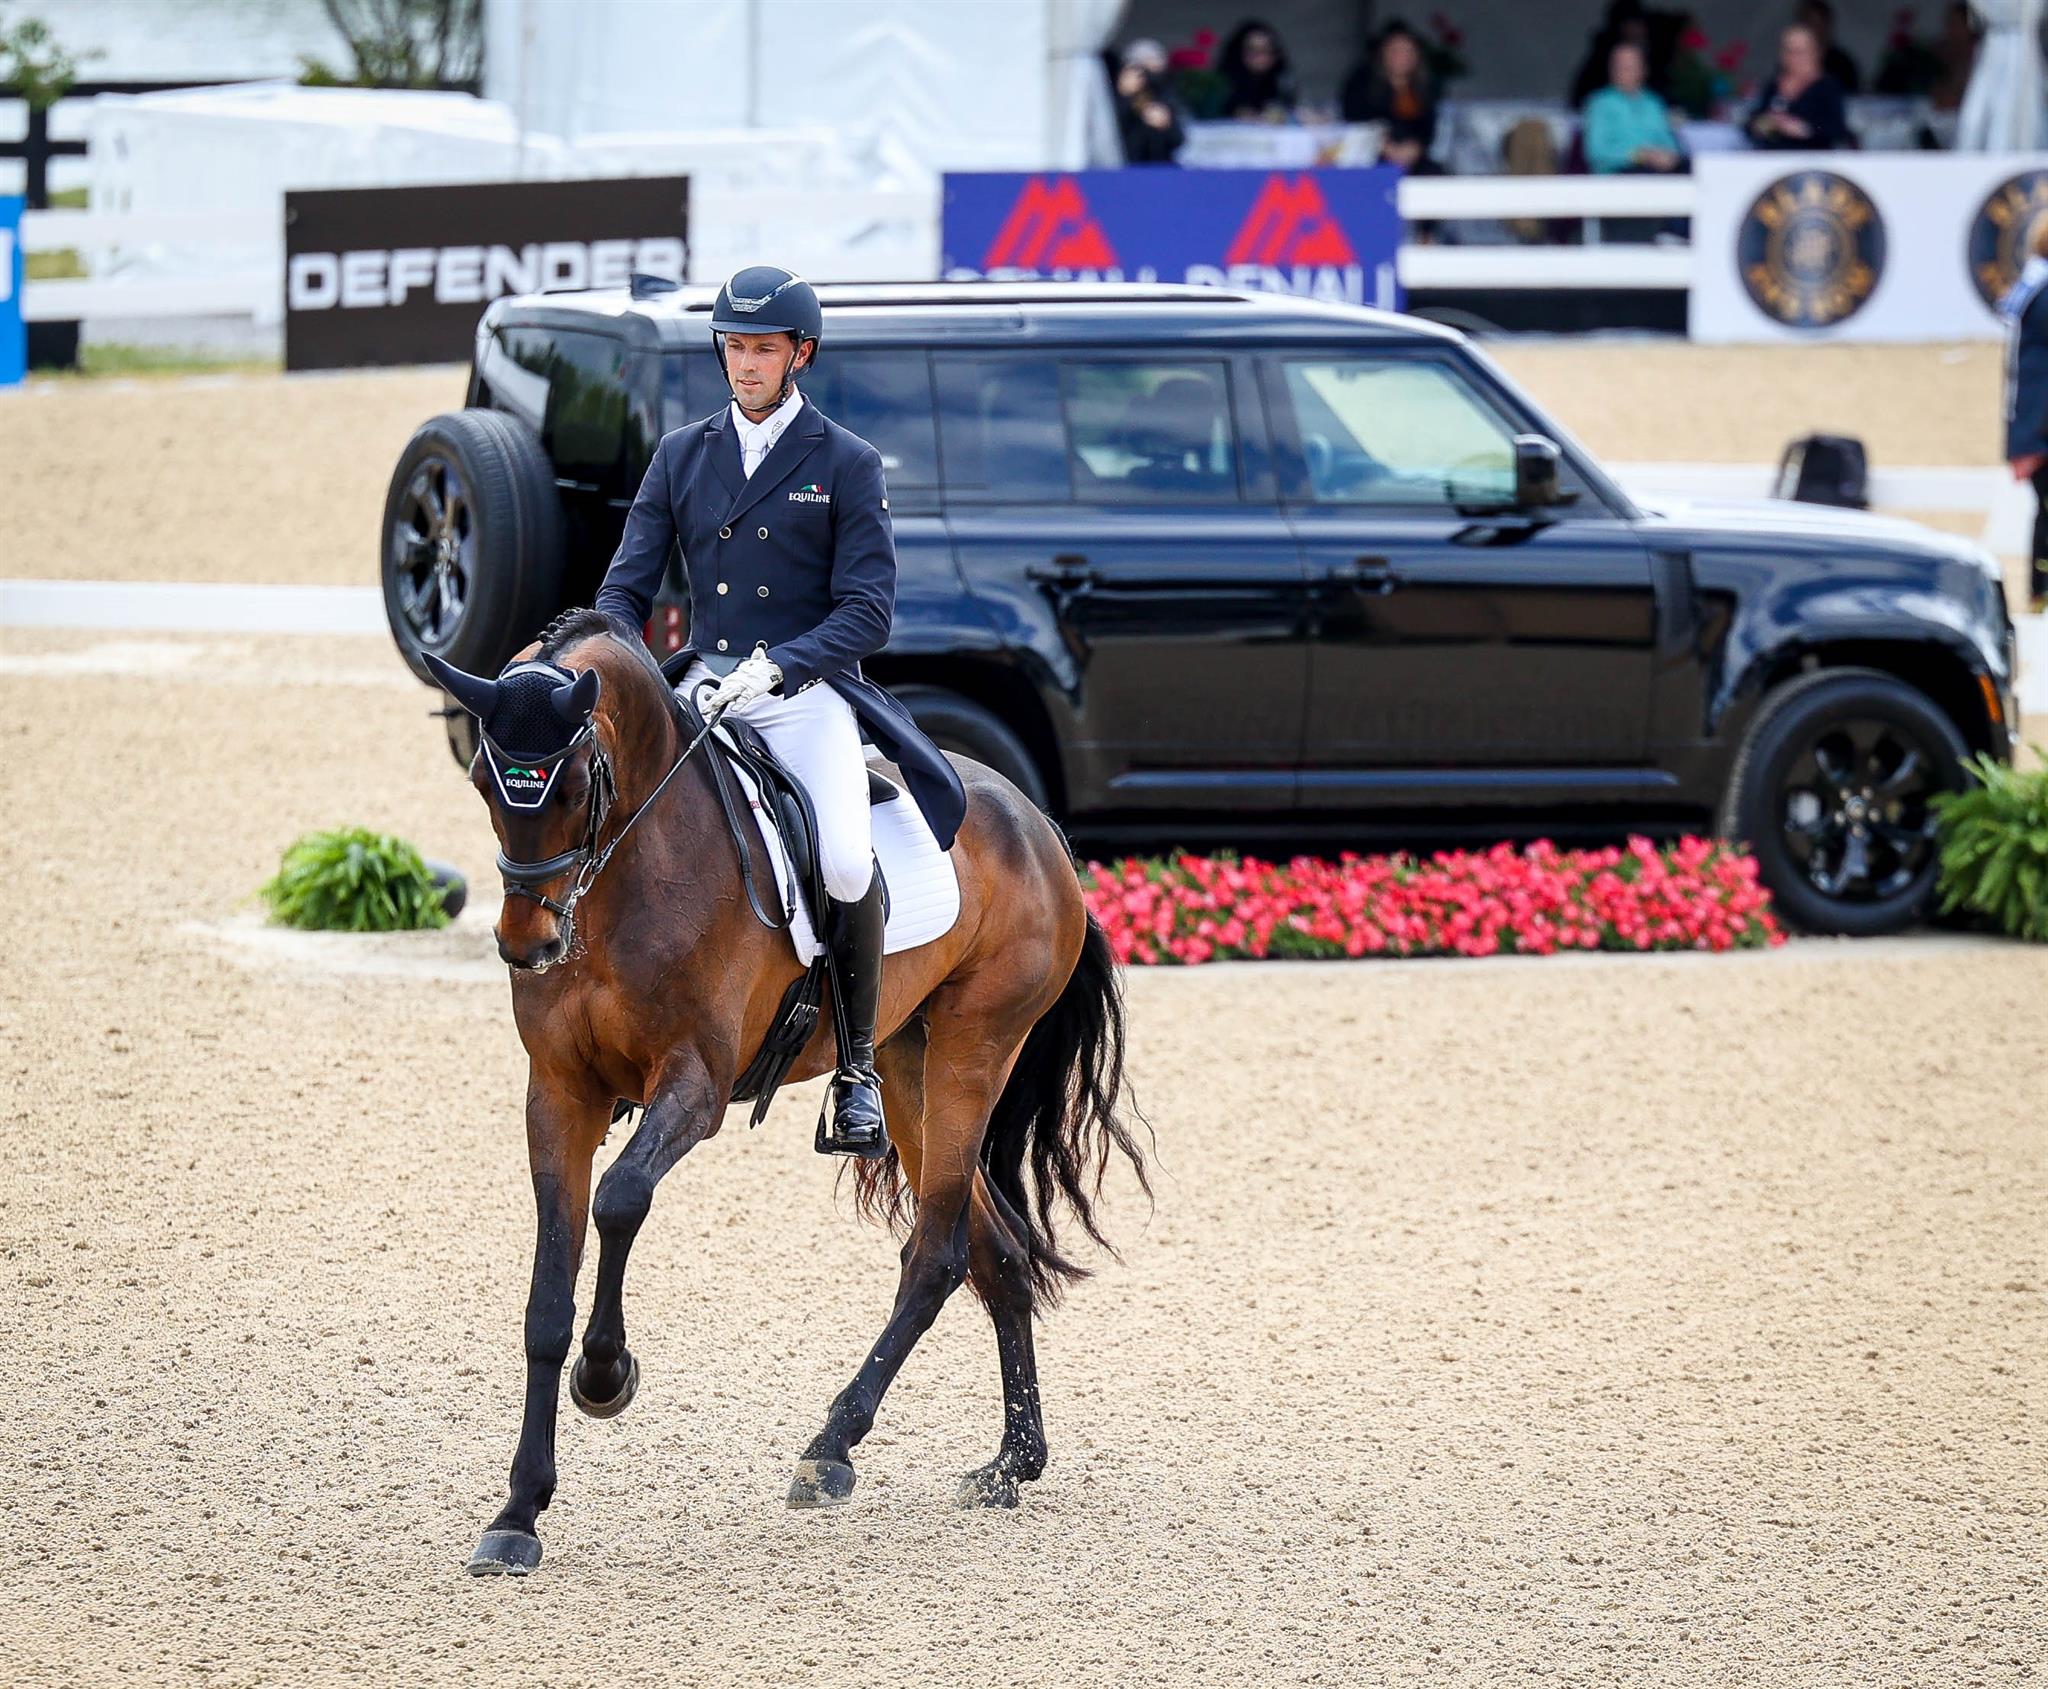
[1633,495,2005,584]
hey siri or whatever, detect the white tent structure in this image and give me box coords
[1956,0,2048,151]
[484,0,1121,171]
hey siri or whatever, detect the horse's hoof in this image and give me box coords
[956,1463,1021,1510]
[786,1458,857,1510]
[464,1529,542,1576]
[569,1352,639,1420]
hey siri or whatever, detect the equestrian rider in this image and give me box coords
[594,265,966,1159]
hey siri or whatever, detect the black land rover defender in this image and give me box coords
[382,280,2019,936]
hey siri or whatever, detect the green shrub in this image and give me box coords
[260,827,452,932]
[1933,750,2048,942]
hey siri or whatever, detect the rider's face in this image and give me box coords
[722,331,812,414]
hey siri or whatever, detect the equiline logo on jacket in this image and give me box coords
[787,483,831,504]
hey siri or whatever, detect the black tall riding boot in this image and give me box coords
[818,865,887,1159]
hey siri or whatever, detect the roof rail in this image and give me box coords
[630,272,682,299]
[676,285,1258,311]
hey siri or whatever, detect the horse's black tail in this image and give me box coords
[980,913,1153,1304]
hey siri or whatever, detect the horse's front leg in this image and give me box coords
[467,1078,610,1576]
[572,1055,724,1418]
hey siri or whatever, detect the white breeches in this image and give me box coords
[676,660,875,902]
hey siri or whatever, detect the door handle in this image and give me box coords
[1327,556,1397,592]
[1027,554,1099,588]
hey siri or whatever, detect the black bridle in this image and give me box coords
[493,702,729,931]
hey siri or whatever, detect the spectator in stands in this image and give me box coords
[1797,0,1862,94]
[1340,21,1441,173]
[2001,220,2048,614]
[1583,41,1685,174]
[1115,39,1186,165]
[1571,0,1655,107]
[1216,19,1296,120]
[1745,24,1853,149]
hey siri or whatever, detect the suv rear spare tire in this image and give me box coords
[1719,666,1968,936]
[383,409,564,684]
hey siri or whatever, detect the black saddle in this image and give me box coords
[662,655,900,933]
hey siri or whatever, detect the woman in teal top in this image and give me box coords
[1583,41,1684,174]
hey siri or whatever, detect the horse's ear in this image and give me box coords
[552,666,601,722]
[422,652,498,720]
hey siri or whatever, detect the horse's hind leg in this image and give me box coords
[957,1175,1048,1509]
[788,1007,1020,1510]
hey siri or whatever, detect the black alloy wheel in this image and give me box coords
[1721,667,1969,936]
[1779,718,1941,900]
[393,456,475,649]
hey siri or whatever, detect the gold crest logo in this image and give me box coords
[1736,170,1885,329]
[1967,170,2048,308]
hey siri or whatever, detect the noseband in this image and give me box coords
[492,701,729,933]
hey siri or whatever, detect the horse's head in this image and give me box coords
[425,647,608,973]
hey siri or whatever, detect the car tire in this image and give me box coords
[1718,666,1968,937]
[382,409,564,686]
[889,685,1051,812]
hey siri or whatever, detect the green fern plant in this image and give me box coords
[1932,749,2048,942]
[260,827,452,932]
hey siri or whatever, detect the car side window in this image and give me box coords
[1061,362,1238,502]
[933,355,1070,501]
[661,349,712,429]
[1279,357,1517,507]
[497,327,631,480]
[806,351,938,491]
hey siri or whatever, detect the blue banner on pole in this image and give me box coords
[942,167,1404,310]
[0,195,23,387]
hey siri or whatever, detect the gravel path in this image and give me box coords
[2,632,2042,1686]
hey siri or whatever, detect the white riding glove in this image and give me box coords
[705,648,782,716]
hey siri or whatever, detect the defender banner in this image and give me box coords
[284,176,689,371]
[1693,151,2048,343]
[942,168,1403,309]
[0,195,22,388]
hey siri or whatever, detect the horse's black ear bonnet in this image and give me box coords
[479,661,599,812]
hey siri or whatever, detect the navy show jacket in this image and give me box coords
[2008,282,2048,461]
[594,393,968,850]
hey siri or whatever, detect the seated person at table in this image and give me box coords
[1583,41,1685,173]
[1340,20,1442,173]
[1216,18,1296,120]
[1745,23,1852,150]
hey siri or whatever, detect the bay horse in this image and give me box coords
[432,611,1148,1576]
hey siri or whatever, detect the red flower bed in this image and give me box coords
[1080,837,1785,966]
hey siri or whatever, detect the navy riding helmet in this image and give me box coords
[709,265,821,404]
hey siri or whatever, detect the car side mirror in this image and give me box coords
[1512,434,1569,509]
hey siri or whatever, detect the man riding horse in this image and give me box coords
[426,267,1146,1570]
[593,264,965,1158]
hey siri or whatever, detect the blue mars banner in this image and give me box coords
[942,168,1403,310]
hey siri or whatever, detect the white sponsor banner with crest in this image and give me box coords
[1693,151,2048,344]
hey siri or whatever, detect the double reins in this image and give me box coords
[497,699,730,926]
